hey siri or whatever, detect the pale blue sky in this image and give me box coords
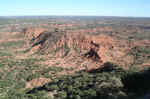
[0,0,150,17]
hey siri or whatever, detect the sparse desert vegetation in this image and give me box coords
[0,16,150,99]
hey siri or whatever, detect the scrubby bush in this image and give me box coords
[24,62,150,99]
[122,68,150,93]
[130,46,150,64]
[26,62,128,99]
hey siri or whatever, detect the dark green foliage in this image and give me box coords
[0,55,49,99]
[24,62,150,99]
[122,68,150,93]
[26,73,41,81]
[130,46,150,64]
[26,63,127,99]
[1,16,150,99]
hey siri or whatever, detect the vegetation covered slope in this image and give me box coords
[0,16,150,99]
[4,62,150,99]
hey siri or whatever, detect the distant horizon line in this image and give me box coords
[0,15,150,18]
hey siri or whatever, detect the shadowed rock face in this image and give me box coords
[32,31,52,47]
[84,48,100,61]
[84,41,101,61]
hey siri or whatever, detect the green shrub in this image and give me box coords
[26,64,126,99]
[129,46,150,64]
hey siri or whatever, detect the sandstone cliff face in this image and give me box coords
[23,27,132,68]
